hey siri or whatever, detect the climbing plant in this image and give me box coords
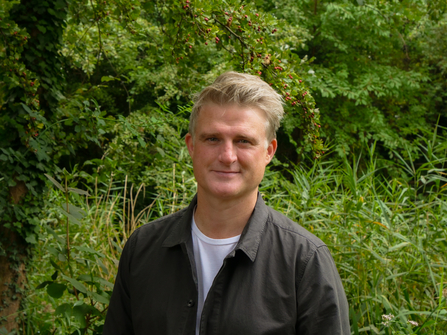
[1,0,320,331]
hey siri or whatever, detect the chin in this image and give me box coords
[209,186,256,201]
[211,189,241,199]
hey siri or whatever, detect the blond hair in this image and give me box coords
[189,72,284,141]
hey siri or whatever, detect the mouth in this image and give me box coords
[212,170,240,176]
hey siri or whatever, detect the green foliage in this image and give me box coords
[24,125,447,333]
[105,104,190,183]
[3,0,447,332]
[1,0,66,244]
[59,0,323,156]
[26,143,196,333]
[27,174,115,334]
[1,0,323,249]
[264,0,447,161]
[22,101,197,332]
[31,173,109,334]
[261,128,447,334]
[0,0,110,245]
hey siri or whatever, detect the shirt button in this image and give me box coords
[187,299,195,307]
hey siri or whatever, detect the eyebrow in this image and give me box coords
[235,135,258,144]
[198,132,259,144]
[198,132,219,141]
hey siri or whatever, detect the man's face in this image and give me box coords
[185,103,277,202]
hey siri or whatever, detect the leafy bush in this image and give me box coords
[266,129,447,334]
[23,125,447,334]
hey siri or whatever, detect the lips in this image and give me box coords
[212,170,240,176]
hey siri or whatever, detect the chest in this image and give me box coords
[128,245,298,335]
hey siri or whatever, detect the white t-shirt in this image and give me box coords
[191,215,240,335]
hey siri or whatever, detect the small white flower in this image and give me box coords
[408,320,418,327]
[382,314,394,321]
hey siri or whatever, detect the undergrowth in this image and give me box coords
[23,127,447,334]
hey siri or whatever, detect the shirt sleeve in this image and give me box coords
[102,232,137,335]
[295,245,350,335]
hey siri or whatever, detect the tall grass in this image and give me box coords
[261,133,447,334]
[25,128,447,334]
[24,155,196,334]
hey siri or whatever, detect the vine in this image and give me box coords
[169,0,324,157]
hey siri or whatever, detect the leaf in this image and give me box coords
[67,187,90,196]
[98,278,114,289]
[44,174,65,192]
[62,274,88,294]
[46,283,66,298]
[51,270,58,281]
[35,280,53,290]
[55,303,72,316]
[101,76,116,82]
[91,291,110,304]
[50,259,63,272]
[72,245,105,257]
[137,136,147,148]
[35,146,51,162]
[156,147,165,157]
[46,226,65,245]
[388,242,411,252]
[72,304,88,327]
[77,274,93,282]
[25,233,37,244]
[65,204,86,220]
[372,221,388,229]
[59,207,81,225]
[73,302,102,319]
[58,253,67,262]
[36,24,47,33]
[21,103,33,114]
[76,275,113,289]
[95,255,109,275]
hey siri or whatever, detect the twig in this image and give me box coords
[213,16,249,49]
[172,16,185,57]
[65,177,71,265]
[122,175,128,241]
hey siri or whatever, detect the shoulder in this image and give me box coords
[263,204,326,250]
[125,207,189,252]
[135,208,187,236]
[261,205,342,286]
[258,204,333,274]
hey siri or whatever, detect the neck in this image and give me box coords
[194,191,258,239]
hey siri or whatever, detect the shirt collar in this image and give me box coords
[161,195,198,248]
[162,193,269,262]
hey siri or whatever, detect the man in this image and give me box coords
[103,72,350,334]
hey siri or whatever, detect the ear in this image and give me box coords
[265,138,277,165]
[185,133,194,157]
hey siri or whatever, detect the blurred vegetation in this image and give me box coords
[1,0,447,333]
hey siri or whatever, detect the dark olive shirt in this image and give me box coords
[103,195,350,335]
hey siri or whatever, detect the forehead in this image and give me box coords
[196,103,268,131]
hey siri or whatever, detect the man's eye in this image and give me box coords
[207,137,219,142]
[237,139,250,144]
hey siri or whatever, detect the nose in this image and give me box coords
[218,141,237,165]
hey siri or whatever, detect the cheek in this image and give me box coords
[192,147,213,167]
[241,152,266,170]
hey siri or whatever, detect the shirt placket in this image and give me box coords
[199,252,238,335]
[182,240,200,334]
